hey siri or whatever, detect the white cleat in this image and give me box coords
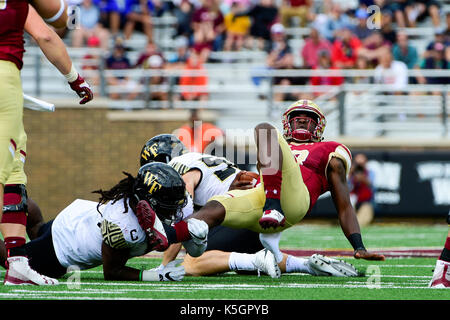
[307,254,360,277]
[4,256,59,286]
[253,249,281,279]
[429,259,450,288]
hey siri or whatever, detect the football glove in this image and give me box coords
[69,74,93,104]
[182,218,208,257]
[141,260,185,281]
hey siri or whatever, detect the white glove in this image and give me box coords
[182,218,208,257]
[141,260,185,281]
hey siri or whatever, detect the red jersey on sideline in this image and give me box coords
[0,0,29,70]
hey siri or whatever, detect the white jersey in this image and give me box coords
[52,198,148,270]
[168,152,240,213]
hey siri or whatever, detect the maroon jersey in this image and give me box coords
[0,0,29,70]
[289,141,352,212]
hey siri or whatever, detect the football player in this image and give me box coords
[0,162,208,283]
[161,100,385,275]
[0,1,93,285]
[429,211,450,288]
[140,134,361,278]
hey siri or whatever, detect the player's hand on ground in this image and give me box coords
[141,260,185,281]
[354,249,385,261]
[69,74,93,104]
[158,260,185,281]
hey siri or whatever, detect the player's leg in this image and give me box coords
[254,123,310,229]
[429,212,450,288]
[26,198,46,241]
[254,122,285,228]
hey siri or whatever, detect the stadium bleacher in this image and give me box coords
[21,0,450,140]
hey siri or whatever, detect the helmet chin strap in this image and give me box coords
[291,129,312,142]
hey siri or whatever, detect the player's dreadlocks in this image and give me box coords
[92,171,136,214]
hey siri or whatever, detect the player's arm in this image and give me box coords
[24,6,93,104]
[29,0,68,29]
[327,157,385,261]
[102,242,140,281]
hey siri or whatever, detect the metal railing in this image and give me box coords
[21,47,450,138]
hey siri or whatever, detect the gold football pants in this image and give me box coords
[210,130,310,233]
[0,60,27,186]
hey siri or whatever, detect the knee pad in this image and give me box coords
[2,184,28,225]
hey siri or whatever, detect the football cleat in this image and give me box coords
[259,209,286,229]
[136,200,169,252]
[307,254,360,277]
[4,256,59,285]
[429,259,450,288]
[253,249,281,279]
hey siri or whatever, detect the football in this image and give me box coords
[238,171,259,186]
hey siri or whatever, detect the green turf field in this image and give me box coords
[0,222,449,301]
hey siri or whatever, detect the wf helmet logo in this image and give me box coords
[366,5,381,30]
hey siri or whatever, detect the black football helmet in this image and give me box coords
[140,134,188,166]
[133,162,187,224]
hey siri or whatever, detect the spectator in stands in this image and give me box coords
[351,55,372,85]
[177,50,209,104]
[135,41,165,68]
[223,1,251,51]
[265,23,298,101]
[233,0,279,50]
[331,27,362,69]
[380,9,397,45]
[312,2,353,42]
[404,0,441,28]
[301,27,332,68]
[191,0,225,62]
[357,31,391,67]
[141,54,168,103]
[388,0,411,28]
[80,36,102,92]
[172,0,195,39]
[94,0,127,36]
[279,0,312,28]
[416,42,449,91]
[310,49,344,97]
[71,0,110,50]
[392,31,419,69]
[352,7,373,41]
[424,28,450,60]
[166,36,190,67]
[105,40,140,100]
[349,153,375,227]
[123,0,153,42]
[174,108,224,153]
[445,11,450,43]
[373,47,408,94]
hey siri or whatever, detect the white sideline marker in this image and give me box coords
[23,94,55,112]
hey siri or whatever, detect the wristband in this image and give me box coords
[64,64,79,83]
[141,269,160,282]
[347,233,366,251]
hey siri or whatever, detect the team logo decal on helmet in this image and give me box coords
[140,134,188,166]
[282,99,327,142]
[134,162,187,224]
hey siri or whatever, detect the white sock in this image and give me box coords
[228,252,257,271]
[259,232,284,263]
[285,255,313,274]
